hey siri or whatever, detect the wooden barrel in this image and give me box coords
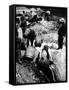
[25,46,35,58]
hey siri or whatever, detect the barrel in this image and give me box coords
[25,46,35,58]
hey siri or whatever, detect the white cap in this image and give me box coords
[59,18,65,23]
[46,10,51,15]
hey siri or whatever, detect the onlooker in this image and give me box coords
[58,18,66,49]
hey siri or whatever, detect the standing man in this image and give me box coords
[58,18,67,49]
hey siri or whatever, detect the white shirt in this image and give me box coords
[18,27,23,40]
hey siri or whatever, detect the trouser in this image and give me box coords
[58,35,63,49]
[27,39,34,46]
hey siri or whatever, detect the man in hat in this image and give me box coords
[57,18,67,49]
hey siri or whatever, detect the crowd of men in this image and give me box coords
[16,8,66,82]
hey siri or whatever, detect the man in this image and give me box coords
[37,45,54,82]
[45,10,51,21]
[58,18,67,49]
[24,29,36,46]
